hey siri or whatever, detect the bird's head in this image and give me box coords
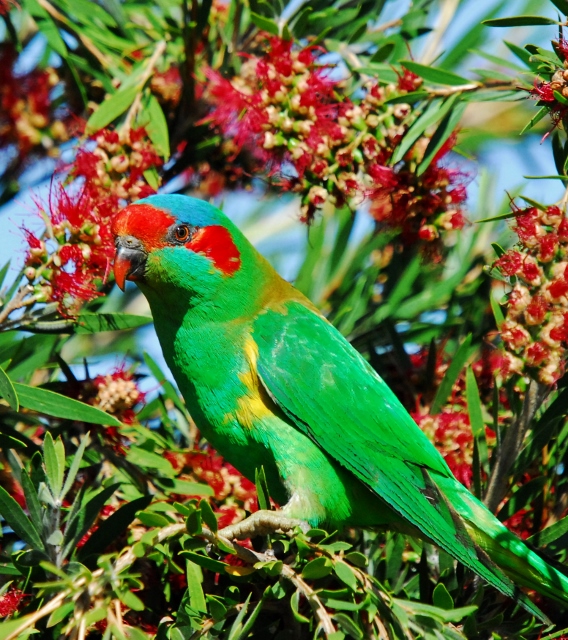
[112,194,255,313]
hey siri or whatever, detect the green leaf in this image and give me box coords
[490,294,505,328]
[433,582,454,609]
[0,366,18,411]
[400,60,471,86]
[186,559,207,613]
[179,551,227,573]
[86,85,139,134]
[466,367,484,438]
[520,106,549,135]
[250,11,279,35]
[417,101,467,175]
[334,561,358,590]
[14,383,122,426]
[391,94,459,165]
[550,0,568,14]
[118,589,144,611]
[61,433,90,501]
[126,448,176,475]
[63,484,119,557]
[302,556,333,580]
[497,477,546,522]
[137,510,171,528]
[483,16,560,27]
[255,466,271,511]
[145,94,170,159]
[20,469,43,536]
[78,495,152,561]
[154,478,214,496]
[529,513,568,547]
[75,312,152,334]
[290,589,310,623]
[430,335,472,414]
[370,42,395,63]
[47,601,74,628]
[0,484,44,549]
[24,0,68,57]
[334,612,364,639]
[199,499,217,533]
[43,432,65,499]
[0,261,10,290]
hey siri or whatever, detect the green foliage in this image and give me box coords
[2,0,568,637]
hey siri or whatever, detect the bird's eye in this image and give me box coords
[174,225,191,243]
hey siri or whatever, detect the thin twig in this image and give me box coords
[0,284,35,326]
[36,0,111,69]
[420,0,460,65]
[122,40,167,133]
[484,380,549,512]
[370,18,403,34]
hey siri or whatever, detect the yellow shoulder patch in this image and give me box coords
[230,336,276,429]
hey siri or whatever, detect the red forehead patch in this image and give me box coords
[187,226,241,276]
[112,204,175,250]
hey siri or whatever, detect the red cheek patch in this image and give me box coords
[187,226,241,276]
[112,204,175,250]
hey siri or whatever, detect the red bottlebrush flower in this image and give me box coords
[501,320,531,351]
[525,341,550,367]
[548,278,568,301]
[538,233,559,262]
[415,410,474,488]
[554,37,568,62]
[495,250,522,276]
[525,294,548,325]
[520,259,542,285]
[0,588,25,617]
[397,69,423,92]
[530,81,556,103]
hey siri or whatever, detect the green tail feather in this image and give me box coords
[435,474,568,618]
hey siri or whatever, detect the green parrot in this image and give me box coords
[112,193,568,618]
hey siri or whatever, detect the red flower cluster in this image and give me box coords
[529,38,568,129]
[494,204,568,383]
[0,44,68,158]
[23,126,162,314]
[184,446,257,528]
[203,36,467,245]
[414,410,474,487]
[0,587,24,618]
[408,346,499,488]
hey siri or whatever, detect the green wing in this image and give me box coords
[253,301,539,612]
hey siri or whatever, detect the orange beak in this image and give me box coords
[113,236,147,290]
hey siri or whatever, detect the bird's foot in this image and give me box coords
[219,510,309,541]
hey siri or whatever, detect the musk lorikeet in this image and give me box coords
[112,194,568,619]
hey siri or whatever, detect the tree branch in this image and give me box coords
[484,380,549,512]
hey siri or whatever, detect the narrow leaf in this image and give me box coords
[86,85,139,134]
[430,335,472,414]
[391,94,459,165]
[145,94,170,159]
[0,366,18,411]
[20,469,43,536]
[43,432,65,499]
[14,383,122,427]
[483,16,560,27]
[529,513,568,547]
[417,101,467,175]
[400,60,471,86]
[0,484,44,549]
[61,433,90,500]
